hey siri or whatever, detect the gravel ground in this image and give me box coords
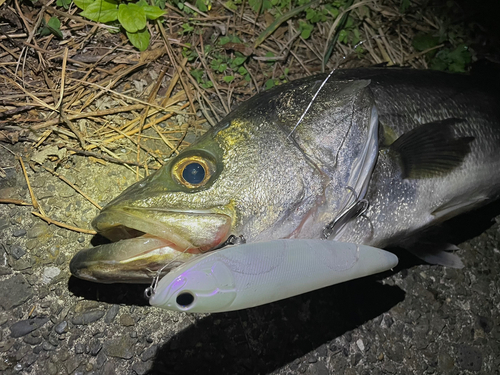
[0,141,499,375]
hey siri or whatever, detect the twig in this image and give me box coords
[31,211,97,235]
[0,198,32,206]
[35,163,102,210]
[18,156,46,216]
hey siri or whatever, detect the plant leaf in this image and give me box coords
[126,28,150,51]
[80,0,118,23]
[118,3,146,33]
[254,0,319,48]
[143,5,165,19]
[73,0,95,11]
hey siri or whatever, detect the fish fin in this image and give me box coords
[389,118,474,179]
[406,243,464,268]
[432,194,489,221]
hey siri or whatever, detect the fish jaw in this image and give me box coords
[69,206,232,283]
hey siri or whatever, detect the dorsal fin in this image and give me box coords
[389,118,474,179]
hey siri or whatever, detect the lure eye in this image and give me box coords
[176,292,195,308]
[172,155,216,188]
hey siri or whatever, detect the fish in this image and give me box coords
[147,239,399,313]
[70,67,500,284]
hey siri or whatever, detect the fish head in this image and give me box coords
[70,110,327,283]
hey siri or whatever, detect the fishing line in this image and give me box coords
[144,244,193,298]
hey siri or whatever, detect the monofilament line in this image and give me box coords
[287,69,336,139]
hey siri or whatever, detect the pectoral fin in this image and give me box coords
[389,118,474,179]
[406,243,464,268]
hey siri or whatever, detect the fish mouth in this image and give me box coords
[70,207,232,284]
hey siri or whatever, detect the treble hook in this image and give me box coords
[323,186,369,239]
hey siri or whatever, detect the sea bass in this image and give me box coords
[70,68,500,283]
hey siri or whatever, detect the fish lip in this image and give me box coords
[70,207,232,283]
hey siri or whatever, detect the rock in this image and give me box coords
[455,344,482,371]
[9,244,26,259]
[64,356,82,374]
[72,310,105,325]
[0,274,33,310]
[102,361,117,375]
[10,317,49,338]
[140,345,158,362]
[54,321,68,334]
[0,266,13,276]
[89,338,102,356]
[42,266,61,284]
[105,335,138,359]
[438,351,455,372]
[12,228,26,237]
[132,360,152,375]
[27,222,50,238]
[120,313,135,327]
[0,338,15,352]
[104,305,120,323]
[23,333,43,345]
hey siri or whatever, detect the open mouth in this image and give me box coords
[69,207,232,284]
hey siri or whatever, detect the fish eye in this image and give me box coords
[182,162,205,184]
[176,291,195,308]
[172,155,215,188]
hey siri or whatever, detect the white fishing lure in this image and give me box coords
[147,239,398,313]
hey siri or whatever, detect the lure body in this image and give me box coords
[148,239,398,313]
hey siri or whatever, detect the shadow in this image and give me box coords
[67,276,149,306]
[145,276,405,375]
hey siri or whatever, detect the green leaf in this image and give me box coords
[80,0,119,23]
[195,0,207,11]
[265,79,275,90]
[118,3,146,33]
[238,66,248,75]
[40,17,63,38]
[299,21,313,39]
[201,80,213,89]
[73,0,95,11]
[224,0,238,10]
[56,0,72,9]
[412,33,439,52]
[190,69,204,83]
[219,36,230,45]
[254,0,320,47]
[47,17,63,38]
[126,28,150,51]
[233,56,246,66]
[223,75,234,83]
[143,5,165,19]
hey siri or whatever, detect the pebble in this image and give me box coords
[72,310,105,325]
[104,305,120,323]
[455,344,482,371]
[90,339,103,356]
[12,228,26,237]
[119,313,135,327]
[27,222,50,238]
[42,266,61,284]
[9,244,26,260]
[54,321,68,335]
[105,336,138,359]
[140,345,158,362]
[75,343,85,354]
[23,333,43,345]
[132,360,152,375]
[10,317,49,338]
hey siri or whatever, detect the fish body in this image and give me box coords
[70,68,500,283]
